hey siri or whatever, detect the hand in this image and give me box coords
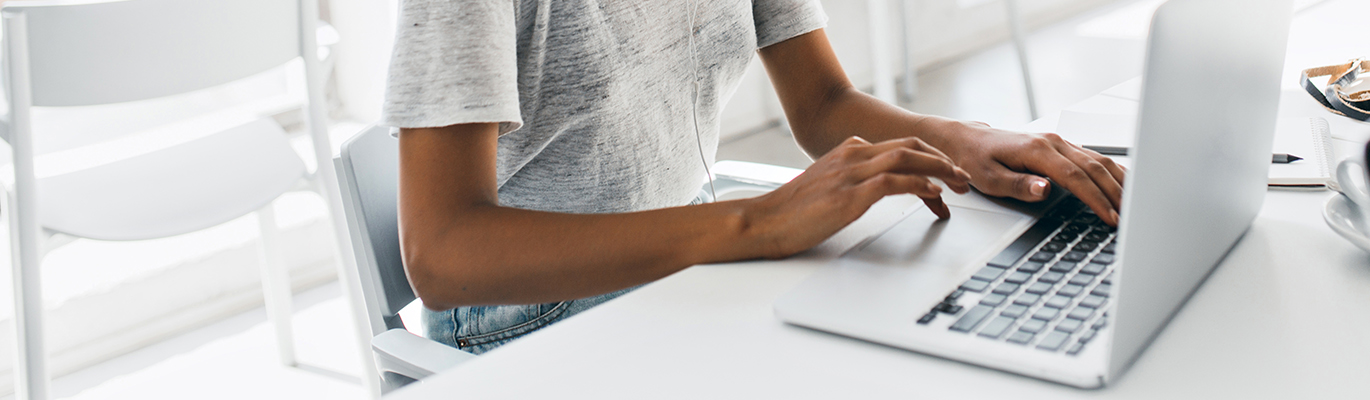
[935,121,1127,225]
[741,136,973,258]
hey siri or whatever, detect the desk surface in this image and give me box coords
[391,2,1370,398]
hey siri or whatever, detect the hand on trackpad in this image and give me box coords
[844,204,1029,268]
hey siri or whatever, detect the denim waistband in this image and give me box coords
[424,286,637,354]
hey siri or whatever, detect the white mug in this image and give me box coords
[1336,155,1370,221]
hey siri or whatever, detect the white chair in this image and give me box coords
[334,125,799,394]
[0,0,374,398]
[335,125,477,394]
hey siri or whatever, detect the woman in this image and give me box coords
[382,0,1125,354]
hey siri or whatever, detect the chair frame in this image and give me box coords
[1,1,381,398]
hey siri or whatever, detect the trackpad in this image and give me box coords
[844,205,1028,269]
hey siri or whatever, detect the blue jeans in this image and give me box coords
[423,287,637,354]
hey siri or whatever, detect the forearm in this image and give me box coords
[403,197,761,310]
[791,87,976,159]
[757,30,976,160]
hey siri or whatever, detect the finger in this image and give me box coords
[859,136,953,165]
[852,148,971,193]
[854,173,943,206]
[859,137,972,186]
[1055,141,1124,210]
[1093,150,1128,188]
[1028,144,1119,225]
[921,195,951,219]
[1068,141,1128,194]
[973,167,1051,202]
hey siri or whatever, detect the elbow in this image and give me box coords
[401,233,470,312]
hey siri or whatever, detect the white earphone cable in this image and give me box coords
[686,0,718,203]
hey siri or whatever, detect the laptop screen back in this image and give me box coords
[1108,0,1293,378]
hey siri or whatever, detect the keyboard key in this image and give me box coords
[1038,271,1066,283]
[1028,251,1055,263]
[1092,316,1108,330]
[1062,223,1088,234]
[1080,263,1107,275]
[1013,293,1041,306]
[1045,295,1071,309]
[1102,242,1117,254]
[978,316,1016,339]
[1072,241,1098,252]
[935,303,963,314]
[1037,331,1070,351]
[1074,214,1100,225]
[1067,306,1096,321]
[1056,318,1083,333]
[1092,253,1116,265]
[987,216,1061,268]
[1001,304,1029,318]
[1025,282,1053,295]
[992,283,1021,295]
[1061,251,1088,262]
[1041,242,1066,253]
[945,289,966,301]
[1018,261,1045,273]
[1084,232,1109,242]
[1079,329,1097,343]
[1007,330,1035,344]
[1058,284,1086,297]
[1066,342,1085,355]
[1031,307,1060,321]
[1004,271,1032,284]
[1068,274,1095,286]
[949,305,994,332]
[1091,283,1112,297]
[960,279,990,293]
[917,312,936,324]
[1049,261,1078,273]
[980,294,1007,306]
[972,266,1007,282]
[1102,272,1114,284]
[1019,319,1047,333]
[1052,232,1078,242]
[1080,295,1107,309]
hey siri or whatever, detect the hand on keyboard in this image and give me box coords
[928,121,1127,225]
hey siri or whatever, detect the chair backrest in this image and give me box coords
[336,125,413,337]
[4,0,301,107]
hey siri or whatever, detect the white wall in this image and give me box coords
[328,0,1114,138]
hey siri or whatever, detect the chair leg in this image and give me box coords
[1005,0,1040,120]
[256,204,298,367]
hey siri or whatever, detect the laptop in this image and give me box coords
[773,0,1293,388]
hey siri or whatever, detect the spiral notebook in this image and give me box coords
[1268,117,1335,190]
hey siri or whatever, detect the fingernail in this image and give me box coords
[1030,179,1048,198]
[1110,210,1120,224]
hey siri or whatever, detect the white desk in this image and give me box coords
[392,2,1370,398]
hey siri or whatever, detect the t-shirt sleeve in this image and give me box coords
[381,0,523,134]
[753,0,829,49]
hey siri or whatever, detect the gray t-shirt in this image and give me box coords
[382,0,827,214]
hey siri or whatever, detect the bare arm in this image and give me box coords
[760,30,1127,225]
[399,123,970,310]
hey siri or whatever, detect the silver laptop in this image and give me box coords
[773,0,1293,388]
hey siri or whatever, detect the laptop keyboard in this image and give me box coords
[917,197,1115,355]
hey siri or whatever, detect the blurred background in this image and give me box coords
[0,0,1329,398]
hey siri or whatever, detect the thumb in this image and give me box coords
[978,169,1051,202]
